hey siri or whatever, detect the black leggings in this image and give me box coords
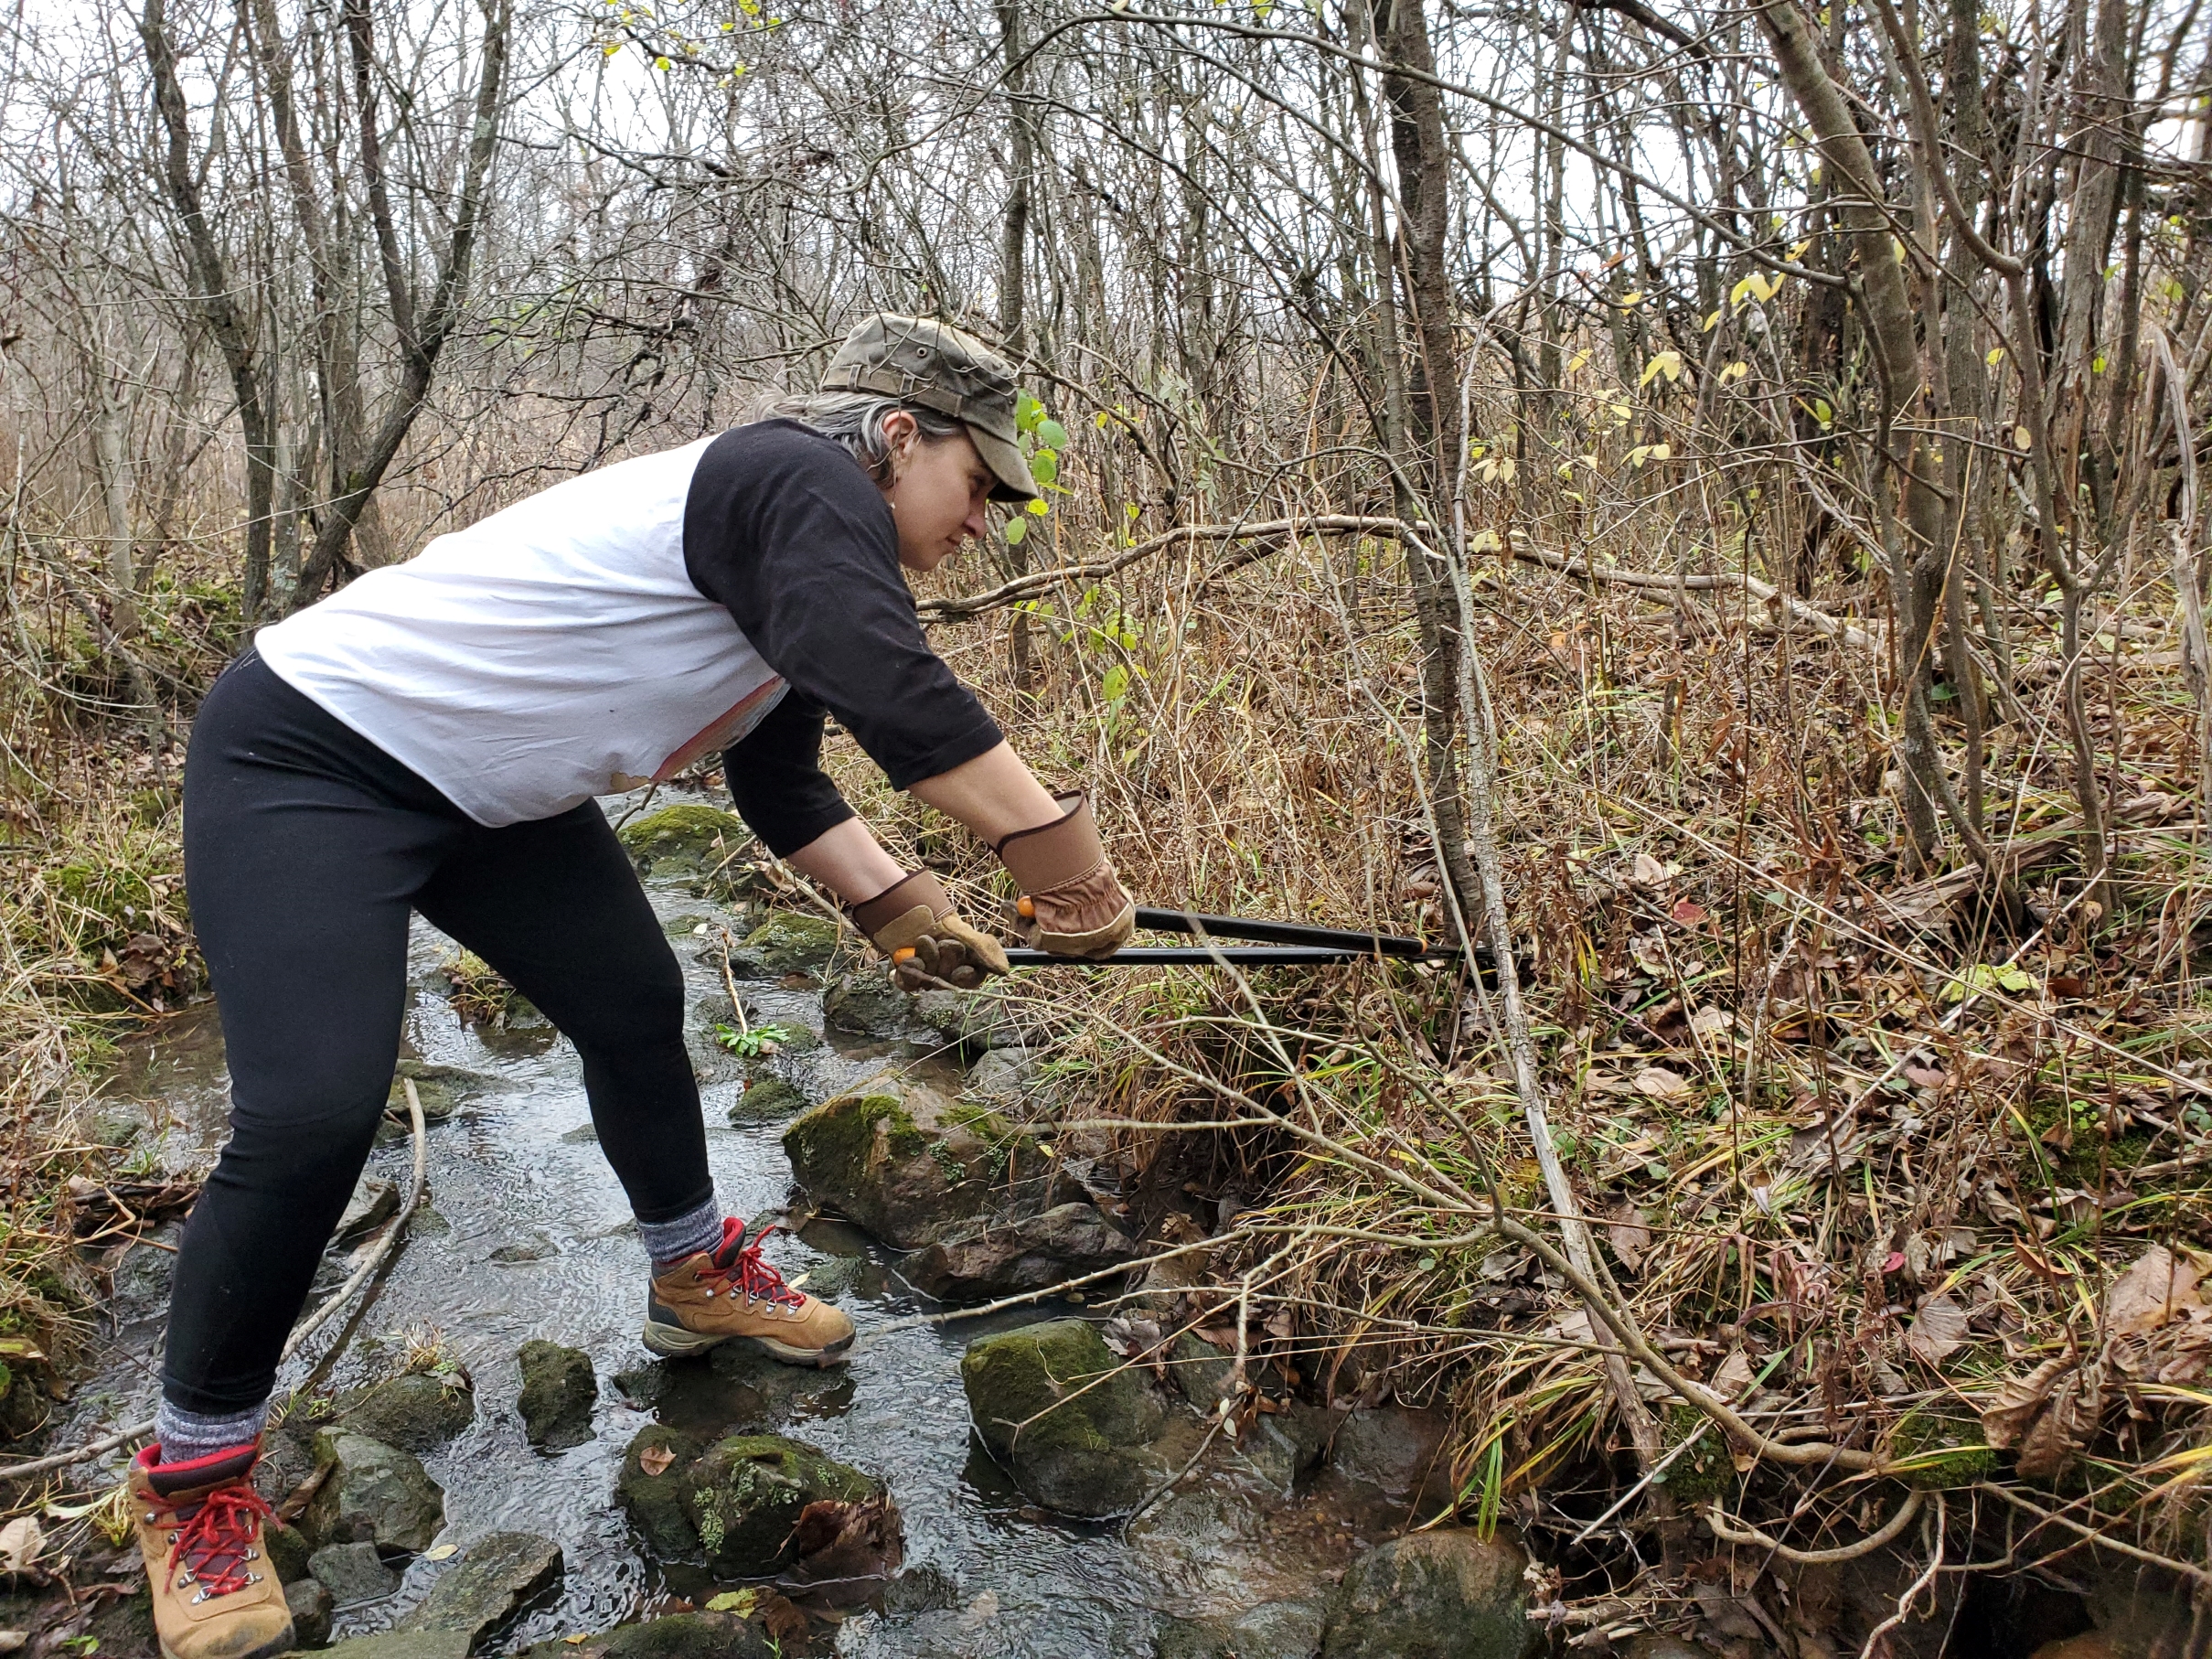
[169,652,710,1414]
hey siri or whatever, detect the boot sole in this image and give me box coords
[640,1319,853,1368]
[159,1619,295,1659]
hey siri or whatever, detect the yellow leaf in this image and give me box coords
[1639,349,1683,388]
[1469,529,1501,552]
[1720,360,1749,382]
[1986,346,2005,366]
[1619,289,1644,308]
[424,1544,458,1561]
[2014,425,2032,449]
[1787,238,1812,260]
[1702,309,1721,331]
[1566,349,1590,372]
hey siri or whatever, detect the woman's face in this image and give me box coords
[882,412,995,574]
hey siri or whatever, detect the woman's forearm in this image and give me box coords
[907,742,1062,844]
[782,816,908,904]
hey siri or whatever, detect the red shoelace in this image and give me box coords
[160,1482,273,1598]
[701,1219,806,1311]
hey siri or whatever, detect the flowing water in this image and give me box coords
[65,802,1415,1658]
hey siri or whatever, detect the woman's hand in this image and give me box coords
[996,791,1135,959]
[852,871,1010,990]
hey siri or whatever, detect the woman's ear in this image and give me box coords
[880,408,919,480]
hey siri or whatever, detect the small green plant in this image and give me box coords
[442,950,529,1028]
[713,1022,791,1058]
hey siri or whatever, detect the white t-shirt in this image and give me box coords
[256,438,785,828]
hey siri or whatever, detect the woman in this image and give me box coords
[130,315,1134,1659]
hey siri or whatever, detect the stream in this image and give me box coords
[59,796,1428,1659]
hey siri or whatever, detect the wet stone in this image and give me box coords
[960,1318,1170,1518]
[882,1563,962,1615]
[560,1122,600,1144]
[517,1340,597,1450]
[305,1431,445,1552]
[313,1632,473,1659]
[913,988,1026,1052]
[614,1426,883,1576]
[285,1577,335,1648]
[334,1177,399,1246]
[308,1541,401,1607]
[1234,1402,1332,1493]
[397,1531,563,1644]
[1155,1597,1330,1659]
[783,1077,1041,1248]
[1318,1529,1533,1659]
[490,1235,556,1265]
[903,1203,1138,1300]
[822,974,918,1041]
[962,1047,1039,1108]
[389,1061,506,1123]
[531,1611,774,1659]
[730,913,844,978]
[617,805,751,880]
[264,1521,314,1584]
[337,1372,476,1454]
[726,1076,806,1124]
[1329,1403,1450,1504]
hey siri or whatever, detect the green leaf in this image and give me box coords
[1002,519,1026,545]
[1036,418,1069,449]
[1102,663,1129,704]
[1026,498,1051,517]
[1014,391,1044,433]
[705,1590,757,1615]
[1029,449,1059,485]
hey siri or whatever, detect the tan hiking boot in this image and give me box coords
[130,1443,293,1659]
[643,1219,855,1366]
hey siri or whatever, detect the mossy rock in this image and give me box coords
[959,1318,1168,1517]
[518,1341,598,1450]
[727,1076,807,1124]
[1888,1406,1998,1489]
[614,1426,707,1557]
[732,913,846,977]
[783,1078,1038,1247]
[1319,1529,1533,1659]
[683,1434,882,1576]
[615,1426,882,1576]
[822,973,919,1041]
[616,806,751,878]
[387,1061,508,1124]
[335,1371,476,1454]
[305,1431,444,1551]
[527,1612,774,1659]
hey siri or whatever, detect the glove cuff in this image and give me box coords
[993,791,1105,894]
[852,870,953,950]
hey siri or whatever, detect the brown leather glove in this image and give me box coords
[852,871,1010,992]
[995,790,1136,958]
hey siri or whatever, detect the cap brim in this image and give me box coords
[967,423,1039,503]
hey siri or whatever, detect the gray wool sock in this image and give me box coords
[639,1198,725,1269]
[154,1397,268,1466]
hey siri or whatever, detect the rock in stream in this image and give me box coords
[1318,1528,1533,1659]
[783,1076,1041,1247]
[517,1340,597,1450]
[959,1318,1170,1517]
[305,1431,445,1552]
[614,1426,892,1577]
[903,1202,1138,1300]
[398,1530,564,1645]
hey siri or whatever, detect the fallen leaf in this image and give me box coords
[2017,1364,2102,1481]
[562,1634,593,1645]
[422,1543,458,1562]
[1633,1065,1693,1102]
[2047,976,2089,998]
[0,1635,27,1654]
[1670,898,1709,926]
[2106,1246,2203,1336]
[755,1589,808,1643]
[786,1494,903,1584]
[1606,1204,1650,1273]
[637,1444,676,1477]
[1688,1006,1732,1037]
[1263,1310,1296,1341]
[958,1590,1000,1631]
[1630,851,1669,886]
[1901,1065,1948,1090]
[1711,1349,1756,1399]
[1981,1354,2076,1449]
[704,1590,756,1615]
[0,1519,41,1579]
[1905,1293,1970,1365]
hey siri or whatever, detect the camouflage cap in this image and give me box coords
[820,314,1038,503]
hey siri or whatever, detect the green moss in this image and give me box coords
[1656,1405,1733,1503]
[1888,1407,1998,1489]
[684,1435,878,1574]
[617,804,749,857]
[959,1320,1156,1458]
[785,1091,925,1188]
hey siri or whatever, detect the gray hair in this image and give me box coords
[758,391,966,486]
